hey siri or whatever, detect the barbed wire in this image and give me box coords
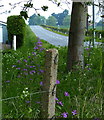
[0,90,56,102]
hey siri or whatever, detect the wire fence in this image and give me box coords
[1,49,58,119]
[0,90,54,102]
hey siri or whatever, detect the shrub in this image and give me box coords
[7,15,26,48]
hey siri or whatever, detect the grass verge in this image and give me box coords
[2,25,103,119]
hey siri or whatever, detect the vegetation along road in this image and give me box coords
[30,25,68,46]
[30,25,102,47]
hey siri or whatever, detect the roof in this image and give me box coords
[0,21,7,26]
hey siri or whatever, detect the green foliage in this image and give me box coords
[96,20,103,26]
[86,29,104,38]
[41,6,48,11]
[2,44,102,118]
[41,25,69,34]
[52,9,69,25]
[63,15,71,26]
[2,25,102,118]
[46,16,57,26]
[28,14,46,25]
[24,3,33,8]
[20,11,28,20]
[7,15,26,48]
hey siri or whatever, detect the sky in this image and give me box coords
[0,0,102,23]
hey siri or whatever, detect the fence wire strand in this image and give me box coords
[0,90,55,101]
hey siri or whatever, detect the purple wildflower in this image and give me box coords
[88,68,91,70]
[23,59,27,62]
[29,66,34,68]
[17,75,21,78]
[25,101,30,103]
[40,81,43,86]
[22,69,27,71]
[86,48,89,50]
[30,79,32,80]
[12,65,16,67]
[17,60,21,63]
[72,110,77,115]
[5,80,10,83]
[32,52,36,55]
[36,101,40,104]
[93,118,100,120]
[56,80,60,84]
[31,70,36,73]
[16,68,20,70]
[37,44,42,47]
[39,69,44,73]
[37,41,42,44]
[55,97,58,101]
[30,71,33,75]
[57,101,63,106]
[61,112,68,118]
[24,72,28,75]
[86,64,90,66]
[64,92,69,96]
[34,47,38,50]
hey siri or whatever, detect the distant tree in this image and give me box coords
[28,14,46,25]
[28,14,37,25]
[34,16,46,25]
[52,9,69,25]
[96,20,103,26]
[63,15,71,26]
[46,16,57,26]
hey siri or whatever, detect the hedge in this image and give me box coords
[41,25,69,34]
[86,29,104,38]
[7,15,26,48]
[41,25,104,39]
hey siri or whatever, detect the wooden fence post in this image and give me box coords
[13,35,16,50]
[41,49,58,119]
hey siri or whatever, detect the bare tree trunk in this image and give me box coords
[67,2,87,71]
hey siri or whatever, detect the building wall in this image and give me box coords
[0,25,3,43]
[0,23,8,43]
[2,25,8,43]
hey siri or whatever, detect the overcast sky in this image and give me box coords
[0,0,102,22]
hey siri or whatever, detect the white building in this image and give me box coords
[0,21,8,43]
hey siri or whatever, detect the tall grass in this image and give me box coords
[2,25,102,119]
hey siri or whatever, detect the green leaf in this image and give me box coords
[57,2,60,6]
[41,6,48,11]
[56,105,62,110]
[20,11,28,20]
[28,108,32,113]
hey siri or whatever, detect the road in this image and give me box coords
[30,25,68,46]
[30,25,102,47]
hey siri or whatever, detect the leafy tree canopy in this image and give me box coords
[63,15,71,26]
[46,16,57,26]
[96,20,103,26]
[51,9,69,25]
[28,14,46,25]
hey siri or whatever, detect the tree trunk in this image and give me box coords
[67,2,87,71]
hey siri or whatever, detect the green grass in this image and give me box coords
[2,25,103,119]
[42,27,68,36]
[89,26,103,30]
[41,25,69,36]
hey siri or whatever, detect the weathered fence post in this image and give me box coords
[41,49,58,119]
[13,35,16,50]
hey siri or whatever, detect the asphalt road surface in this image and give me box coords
[30,25,102,47]
[30,25,68,46]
